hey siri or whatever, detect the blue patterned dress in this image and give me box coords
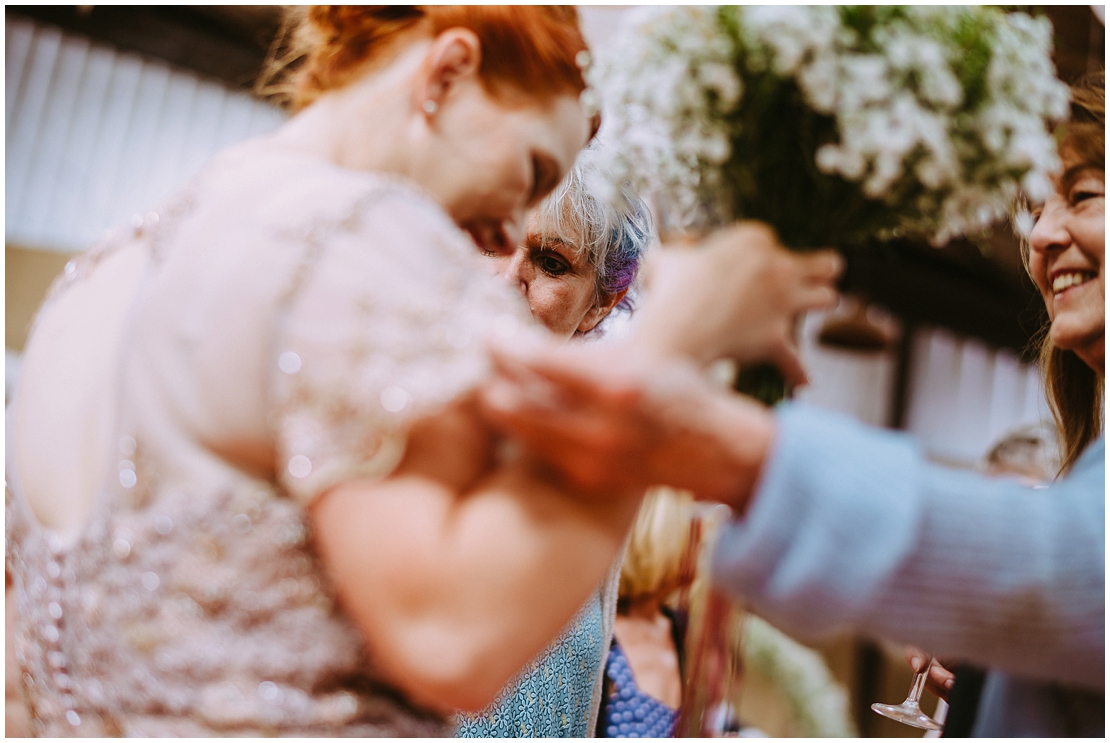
[455,591,607,737]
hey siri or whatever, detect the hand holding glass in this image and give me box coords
[871,655,943,731]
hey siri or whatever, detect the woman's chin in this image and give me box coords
[1050,320,1105,361]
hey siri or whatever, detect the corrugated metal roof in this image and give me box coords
[6,16,286,253]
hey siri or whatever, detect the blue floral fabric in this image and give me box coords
[455,593,606,737]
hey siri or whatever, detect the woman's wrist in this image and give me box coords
[694,390,776,511]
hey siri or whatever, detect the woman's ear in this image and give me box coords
[418,28,483,114]
[577,288,630,334]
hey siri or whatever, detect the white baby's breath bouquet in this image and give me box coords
[592,5,1070,249]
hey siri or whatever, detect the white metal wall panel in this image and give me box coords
[902,328,1048,466]
[19,34,91,243]
[987,349,1029,445]
[142,70,200,212]
[7,23,64,228]
[798,311,1047,468]
[796,310,896,429]
[46,43,117,250]
[904,328,961,452]
[6,17,287,253]
[946,338,995,463]
[6,17,36,127]
[108,61,173,238]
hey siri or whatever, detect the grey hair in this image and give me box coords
[531,147,654,325]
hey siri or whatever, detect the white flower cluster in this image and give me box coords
[594,6,1070,245]
[589,6,741,232]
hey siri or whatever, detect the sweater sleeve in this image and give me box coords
[711,403,1104,690]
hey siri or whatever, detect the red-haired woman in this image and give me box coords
[7,6,603,736]
[8,6,838,736]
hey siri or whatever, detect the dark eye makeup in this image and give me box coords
[535,250,571,276]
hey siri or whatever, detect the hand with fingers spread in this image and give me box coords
[630,222,842,383]
[480,343,776,507]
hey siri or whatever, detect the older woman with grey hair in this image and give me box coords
[483,149,652,341]
[456,153,653,737]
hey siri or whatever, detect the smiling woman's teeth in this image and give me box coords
[1052,272,1095,293]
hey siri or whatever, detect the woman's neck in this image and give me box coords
[621,596,664,620]
[613,597,683,709]
[1077,336,1104,377]
[264,41,431,178]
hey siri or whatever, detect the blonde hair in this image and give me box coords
[619,488,696,606]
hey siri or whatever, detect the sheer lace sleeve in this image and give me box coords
[269,182,533,506]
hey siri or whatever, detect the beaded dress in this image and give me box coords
[6,145,535,736]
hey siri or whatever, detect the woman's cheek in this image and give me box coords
[1028,254,1051,303]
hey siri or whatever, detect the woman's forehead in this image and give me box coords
[1059,161,1105,194]
[531,230,591,267]
[530,209,586,253]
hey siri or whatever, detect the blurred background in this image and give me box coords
[5,5,1104,737]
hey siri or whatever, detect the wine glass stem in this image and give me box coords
[906,658,932,704]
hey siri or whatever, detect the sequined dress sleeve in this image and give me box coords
[7,150,532,737]
[269,174,533,507]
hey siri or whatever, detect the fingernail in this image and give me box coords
[945,678,954,689]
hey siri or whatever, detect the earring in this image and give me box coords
[422,99,437,115]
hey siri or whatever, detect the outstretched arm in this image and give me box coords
[481,345,775,504]
[482,350,1105,689]
[713,404,1104,690]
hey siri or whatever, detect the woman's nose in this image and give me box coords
[502,213,526,254]
[1029,199,1071,255]
[496,249,533,292]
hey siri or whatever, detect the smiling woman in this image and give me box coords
[1027,71,1105,473]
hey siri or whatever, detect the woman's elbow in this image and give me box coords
[371,618,514,713]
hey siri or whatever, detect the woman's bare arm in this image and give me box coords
[310,396,641,713]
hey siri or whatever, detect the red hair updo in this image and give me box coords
[264,5,591,112]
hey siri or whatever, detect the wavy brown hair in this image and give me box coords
[1036,71,1104,475]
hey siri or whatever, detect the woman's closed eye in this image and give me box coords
[528,154,560,207]
[1069,187,1104,209]
[1062,169,1105,209]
